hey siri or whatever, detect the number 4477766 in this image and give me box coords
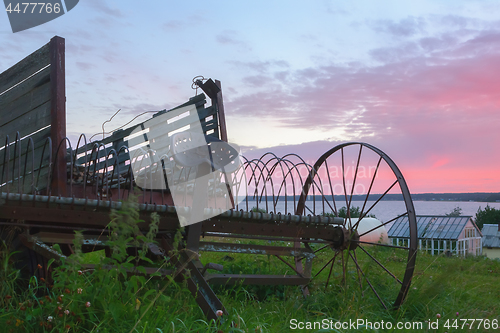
[6,3,61,14]
[444,319,498,330]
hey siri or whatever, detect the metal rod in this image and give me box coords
[350,251,387,310]
[358,244,402,284]
[204,232,331,244]
[353,239,409,250]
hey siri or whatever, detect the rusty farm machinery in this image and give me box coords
[0,36,418,321]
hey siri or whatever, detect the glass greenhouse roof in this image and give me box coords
[387,216,474,240]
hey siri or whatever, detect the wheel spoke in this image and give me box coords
[324,253,337,291]
[313,244,331,254]
[312,251,339,280]
[358,245,402,284]
[274,255,304,277]
[350,251,388,310]
[291,142,417,309]
[296,243,332,262]
[341,249,349,286]
[347,145,363,212]
[352,250,364,295]
[341,148,352,229]
[358,212,408,238]
[353,240,409,250]
[353,179,398,230]
[358,156,382,224]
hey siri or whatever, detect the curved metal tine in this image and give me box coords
[39,137,52,196]
[88,142,105,198]
[268,155,302,214]
[116,146,131,200]
[323,159,338,216]
[255,153,285,209]
[260,154,300,214]
[230,160,247,211]
[358,212,408,238]
[256,155,287,213]
[276,158,301,214]
[287,161,319,215]
[65,138,74,197]
[74,134,89,195]
[355,155,383,228]
[349,251,388,310]
[0,135,9,195]
[358,244,402,284]
[243,159,264,211]
[282,153,317,214]
[132,146,152,203]
[247,155,285,213]
[353,240,409,250]
[278,158,305,214]
[307,167,337,215]
[248,155,276,212]
[21,137,36,195]
[294,162,329,218]
[106,148,120,201]
[13,132,21,193]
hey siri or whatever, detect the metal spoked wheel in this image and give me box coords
[295,142,417,309]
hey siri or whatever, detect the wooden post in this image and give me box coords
[214,80,228,142]
[49,36,66,196]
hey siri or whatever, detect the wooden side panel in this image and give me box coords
[0,36,66,195]
[76,95,215,175]
[0,42,50,95]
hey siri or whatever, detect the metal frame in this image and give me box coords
[0,36,419,322]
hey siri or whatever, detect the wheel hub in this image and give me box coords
[330,227,360,251]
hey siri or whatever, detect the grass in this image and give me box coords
[1,202,499,332]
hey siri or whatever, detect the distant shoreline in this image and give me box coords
[244,193,500,203]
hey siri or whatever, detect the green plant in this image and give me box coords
[446,206,463,217]
[324,206,377,219]
[475,204,500,230]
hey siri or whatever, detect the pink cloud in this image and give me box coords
[228,22,500,193]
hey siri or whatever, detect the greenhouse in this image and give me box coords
[387,216,482,256]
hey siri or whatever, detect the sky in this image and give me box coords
[1,0,500,194]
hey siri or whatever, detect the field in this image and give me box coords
[1,208,500,333]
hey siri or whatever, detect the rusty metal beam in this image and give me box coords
[199,241,315,259]
[161,237,226,322]
[204,274,310,286]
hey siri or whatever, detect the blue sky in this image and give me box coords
[1,0,500,193]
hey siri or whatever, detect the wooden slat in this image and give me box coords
[0,144,51,179]
[75,95,209,156]
[1,165,50,194]
[0,101,51,140]
[198,106,217,119]
[0,67,51,124]
[0,126,51,167]
[0,42,50,95]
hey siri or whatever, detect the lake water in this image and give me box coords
[246,200,500,223]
